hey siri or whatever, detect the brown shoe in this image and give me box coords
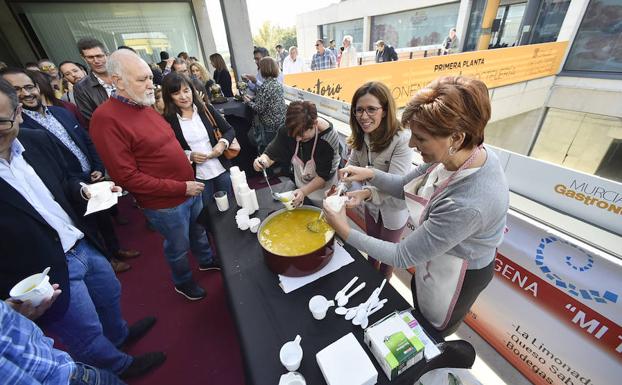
[111,258,131,273]
[117,249,141,260]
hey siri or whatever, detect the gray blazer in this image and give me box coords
[348,129,412,230]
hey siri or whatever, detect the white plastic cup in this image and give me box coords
[237,208,249,217]
[10,273,54,307]
[279,336,303,372]
[308,295,334,320]
[279,372,306,385]
[214,191,229,212]
[279,191,296,211]
[248,218,261,233]
[229,166,241,175]
[237,217,250,230]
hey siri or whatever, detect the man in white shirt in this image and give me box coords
[282,46,306,74]
[339,35,358,68]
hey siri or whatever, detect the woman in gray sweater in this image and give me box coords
[324,76,509,336]
[345,82,411,279]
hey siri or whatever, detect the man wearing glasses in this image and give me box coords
[73,38,114,128]
[310,39,336,71]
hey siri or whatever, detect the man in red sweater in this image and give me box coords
[90,49,217,301]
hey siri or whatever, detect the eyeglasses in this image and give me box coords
[83,54,106,61]
[40,64,56,71]
[315,44,321,47]
[0,106,19,131]
[354,106,383,116]
[13,84,37,94]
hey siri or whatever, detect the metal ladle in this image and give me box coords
[259,162,282,201]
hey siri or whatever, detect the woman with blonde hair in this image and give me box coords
[344,81,411,278]
[324,76,509,336]
[189,61,214,90]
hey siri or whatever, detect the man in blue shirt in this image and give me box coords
[2,287,126,385]
[311,39,337,71]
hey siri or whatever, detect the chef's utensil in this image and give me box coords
[336,282,366,307]
[260,164,281,201]
[335,276,358,302]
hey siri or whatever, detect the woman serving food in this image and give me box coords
[253,101,341,207]
[323,76,509,336]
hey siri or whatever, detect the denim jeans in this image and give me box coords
[45,240,132,374]
[143,196,214,285]
[69,363,127,385]
[197,170,232,208]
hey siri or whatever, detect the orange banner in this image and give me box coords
[284,41,569,108]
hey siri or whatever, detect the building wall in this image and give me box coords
[295,0,460,60]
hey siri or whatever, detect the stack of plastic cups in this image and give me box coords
[229,167,246,207]
[237,183,259,215]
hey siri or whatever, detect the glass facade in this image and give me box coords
[529,0,571,44]
[491,3,527,48]
[463,0,487,52]
[370,3,460,50]
[320,19,364,53]
[17,2,202,65]
[530,108,622,182]
[563,0,622,74]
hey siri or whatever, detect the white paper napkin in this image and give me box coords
[84,181,120,216]
[278,243,354,293]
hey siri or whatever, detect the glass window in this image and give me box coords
[320,19,364,53]
[564,0,622,73]
[494,3,527,48]
[529,0,571,44]
[17,2,202,65]
[530,108,622,182]
[370,3,460,50]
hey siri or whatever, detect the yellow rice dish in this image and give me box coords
[259,209,334,257]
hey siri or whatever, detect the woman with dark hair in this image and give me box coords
[28,70,88,128]
[161,72,234,205]
[243,57,287,154]
[253,100,341,207]
[209,53,233,97]
[344,81,412,279]
[324,76,509,336]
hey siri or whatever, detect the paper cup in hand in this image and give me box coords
[214,191,229,212]
[279,191,296,211]
[325,195,348,212]
[10,272,54,307]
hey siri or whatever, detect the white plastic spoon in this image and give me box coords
[38,266,51,287]
[345,304,362,320]
[335,304,357,316]
[351,287,380,324]
[337,282,366,307]
[334,276,358,302]
[359,299,388,329]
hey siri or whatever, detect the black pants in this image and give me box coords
[410,259,495,337]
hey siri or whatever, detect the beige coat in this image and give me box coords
[348,129,412,230]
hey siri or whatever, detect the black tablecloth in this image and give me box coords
[203,186,465,385]
[215,98,257,175]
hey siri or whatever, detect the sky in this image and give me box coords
[206,0,339,52]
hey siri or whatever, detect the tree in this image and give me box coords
[253,21,297,56]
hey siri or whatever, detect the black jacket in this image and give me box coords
[73,72,109,128]
[20,106,105,182]
[0,129,106,323]
[375,45,398,63]
[165,103,236,175]
[213,69,233,97]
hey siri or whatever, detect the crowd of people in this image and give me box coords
[0,27,503,384]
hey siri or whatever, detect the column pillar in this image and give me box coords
[191,0,218,71]
[476,0,501,51]
[362,16,371,52]
[219,0,255,81]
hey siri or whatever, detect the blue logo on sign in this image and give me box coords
[535,237,618,304]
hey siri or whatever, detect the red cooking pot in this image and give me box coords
[258,205,335,277]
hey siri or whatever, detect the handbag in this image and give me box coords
[203,104,241,160]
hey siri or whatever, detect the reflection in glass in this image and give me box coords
[564,0,622,73]
[530,0,571,44]
[370,3,460,50]
[320,19,364,53]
